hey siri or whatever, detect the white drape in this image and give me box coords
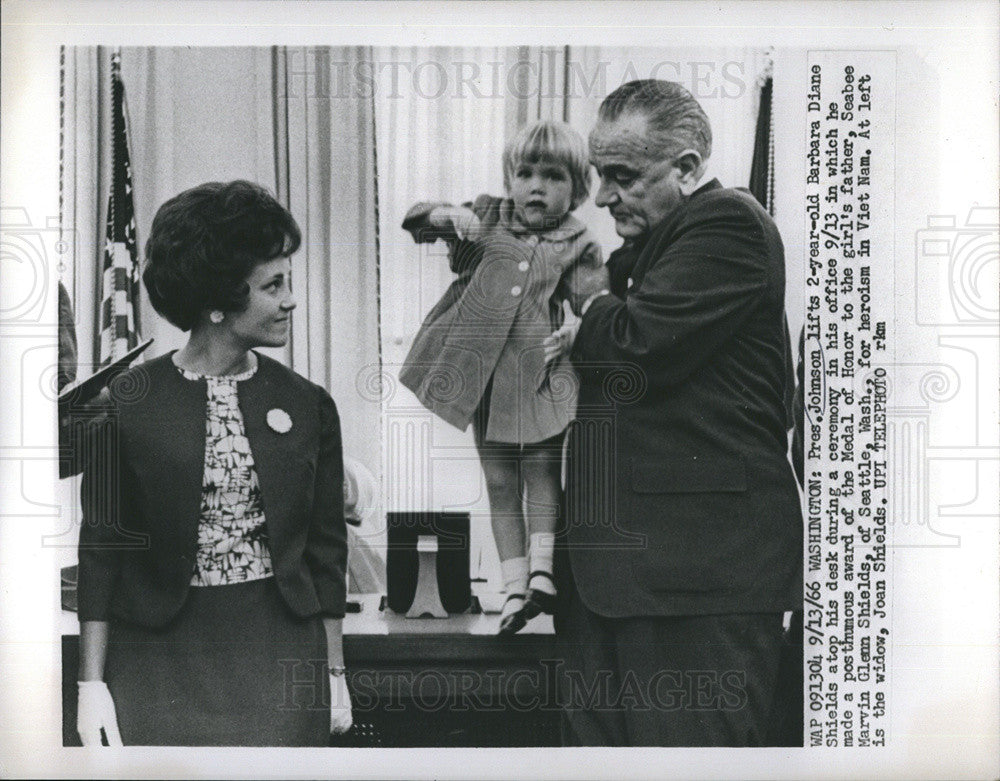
[60,47,106,375]
[274,46,382,474]
[373,46,509,580]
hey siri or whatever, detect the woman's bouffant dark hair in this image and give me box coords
[142,180,301,331]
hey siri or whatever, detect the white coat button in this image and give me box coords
[511,285,522,296]
[518,261,529,272]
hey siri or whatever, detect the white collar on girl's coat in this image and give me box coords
[495,197,588,243]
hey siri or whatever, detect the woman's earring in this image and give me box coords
[209,310,225,324]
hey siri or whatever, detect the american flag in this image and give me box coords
[99,51,141,366]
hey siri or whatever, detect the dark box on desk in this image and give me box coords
[386,511,471,614]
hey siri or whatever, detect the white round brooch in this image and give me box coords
[267,408,293,433]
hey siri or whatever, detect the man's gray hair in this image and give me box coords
[598,80,712,162]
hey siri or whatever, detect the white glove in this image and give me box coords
[77,680,123,746]
[329,672,353,735]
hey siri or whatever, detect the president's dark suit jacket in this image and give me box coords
[566,178,802,618]
[77,352,347,628]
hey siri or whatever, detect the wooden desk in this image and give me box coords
[62,595,562,747]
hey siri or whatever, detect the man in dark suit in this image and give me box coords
[549,80,802,746]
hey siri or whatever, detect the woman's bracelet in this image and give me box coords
[327,664,347,677]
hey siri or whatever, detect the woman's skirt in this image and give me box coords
[104,577,329,746]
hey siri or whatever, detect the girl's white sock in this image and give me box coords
[500,555,528,597]
[528,532,556,594]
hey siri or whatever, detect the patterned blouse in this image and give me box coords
[178,358,275,586]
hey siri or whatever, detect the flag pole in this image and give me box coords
[99,47,141,366]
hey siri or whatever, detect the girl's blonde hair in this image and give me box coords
[502,120,591,210]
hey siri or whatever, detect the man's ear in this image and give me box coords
[674,149,705,195]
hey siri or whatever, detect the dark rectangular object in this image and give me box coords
[58,338,154,414]
[386,511,471,614]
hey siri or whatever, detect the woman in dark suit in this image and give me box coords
[76,180,353,746]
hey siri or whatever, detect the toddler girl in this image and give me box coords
[400,120,607,634]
